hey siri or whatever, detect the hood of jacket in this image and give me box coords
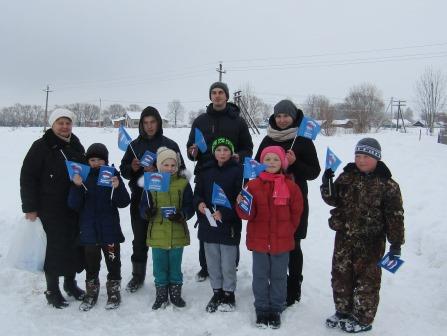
[343,161,392,179]
[206,102,241,119]
[138,106,163,138]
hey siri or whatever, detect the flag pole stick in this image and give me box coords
[129,143,138,160]
[81,182,88,191]
[290,135,297,150]
[328,177,333,197]
[110,186,114,200]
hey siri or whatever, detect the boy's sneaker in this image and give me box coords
[255,312,269,329]
[205,289,222,313]
[269,312,281,329]
[339,318,372,333]
[195,268,209,282]
[218,291,235,312]
[326,311,351,328]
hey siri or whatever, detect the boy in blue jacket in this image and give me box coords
[68,143,130,311]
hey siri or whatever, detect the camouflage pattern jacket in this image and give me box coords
[321,161,404,245]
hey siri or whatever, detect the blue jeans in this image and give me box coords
[252,251,289,313]
[152,247,183,286]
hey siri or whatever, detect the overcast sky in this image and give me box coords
[1,0,446,115]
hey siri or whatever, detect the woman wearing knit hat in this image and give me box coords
[20,108,86,308]
[139,147,194,310]
[255,99,321,306]
[321,138,404,333]
[193,137,243,313]
[236,145,304,329]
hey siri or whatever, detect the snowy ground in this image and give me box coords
[0,126,445,336]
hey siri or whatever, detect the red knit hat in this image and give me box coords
[260,146,289,170]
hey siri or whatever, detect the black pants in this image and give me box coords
[288,239,303,282]
[130,195,149,263]
[85,244,121,281]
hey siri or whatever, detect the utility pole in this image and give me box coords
[43,85,52,132]
[392,99,407,133]
[99,97,102,127]
[216,61,226,81]
[233,90,260,135]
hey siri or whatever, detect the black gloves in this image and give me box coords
[168,212,185,223]
[322,168,335,186]
[389,244,401,260]
[145,207,157,220]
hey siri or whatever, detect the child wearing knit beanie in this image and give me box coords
[236,146,303,329]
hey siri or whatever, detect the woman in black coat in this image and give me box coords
[255,100,321,306]
[20,108,86,308]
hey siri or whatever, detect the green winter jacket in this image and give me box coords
[147,175,191,249]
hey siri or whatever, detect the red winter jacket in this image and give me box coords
[236,175,303,255]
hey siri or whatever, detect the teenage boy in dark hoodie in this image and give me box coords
[120,106,185,292]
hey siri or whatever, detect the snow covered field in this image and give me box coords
[0,126,445,336]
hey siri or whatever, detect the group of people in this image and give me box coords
[19,81,404,333]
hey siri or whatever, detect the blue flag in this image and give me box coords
[297,116,321,140]
[378,253,405,274]
[212,182,232,209]
[160,206,176,219]
[238,188,253,215]
[195,128,207,153]
[325,147,342,171]
[140,150,157,167]
[118,125,132,151]
[143,172,171,192]
[97,166,115,188]
[65,161,90,182]
[243,157,267,179]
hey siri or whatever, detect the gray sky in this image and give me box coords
[1,0,446,115]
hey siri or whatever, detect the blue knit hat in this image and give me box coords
[355,138,381,160]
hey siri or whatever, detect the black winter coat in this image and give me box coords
[120,108,185,202]
[187,103,253,176]
[20,129,85,275]
[68,168,130,245]
[255,114,321,239]
[193,159,243,245]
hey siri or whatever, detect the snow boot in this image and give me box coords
[45,273,68,309]
[255,312,269,329]
[169,284,186,308]
[339,318,372,333]
[218,291,235,312]
[205,288,223,313]
[126,261,146,293]
[195,268,209,282]
[326,311,351,328]
[152,285,169,310]
[63,275,85,301]
[105,280,121,310]
[269,312,282,329]
[79,278,100,312]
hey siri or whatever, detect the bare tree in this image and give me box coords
[415,67,447,134]
[167,100,185,127]
[345,83,385,133]
[127,104,141,112]
[108,104,126,118]
[237,84,271,124]
[188,108,205,125]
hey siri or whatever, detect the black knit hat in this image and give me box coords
[355,138,381,160]
[86,143,109,164]
[212,137,234,154]
[209,82,229,100]
[273,99,300,121]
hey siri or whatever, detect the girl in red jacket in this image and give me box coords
[236,146,303,329]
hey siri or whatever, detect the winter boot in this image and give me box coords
[326,311,351,328]
[205,289,223,313]
[63,275,85,301]
[195,268,209,282]
[169,284,186,308]
[286,275,302,306]
[339,318,372,333]
[105,280,121,310]
[218,291,235,312]
[255,312,269,329]
[269,312,282,329]
[126,262,146,293]
[45,273,68,309]
[79,279,100,312]
[152,285,169,310]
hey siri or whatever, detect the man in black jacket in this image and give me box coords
[187,82,253,281]
[120,106,185,292]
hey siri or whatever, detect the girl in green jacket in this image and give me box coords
[140,147,194,310]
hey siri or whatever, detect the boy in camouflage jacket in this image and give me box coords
[320,138,404,333]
